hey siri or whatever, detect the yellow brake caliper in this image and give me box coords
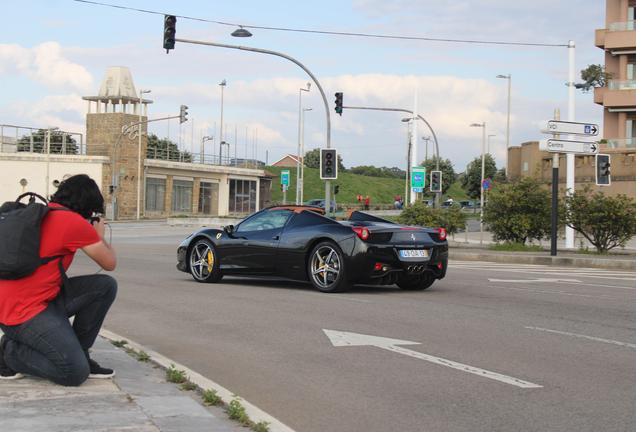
[205,250,213,269]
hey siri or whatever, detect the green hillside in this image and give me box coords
[266,166,471,205]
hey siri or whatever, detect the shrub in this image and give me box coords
[562,185,636,253]
[397,201,467,236]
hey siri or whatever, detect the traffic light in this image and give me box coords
[109,185,114,195]
[320,148,338,179]
[430,171,442,192]
[334,185,339,195]
[163,15,177,52]
[596,154,611,186]
[334,92,343,116]
[179,105,188,124]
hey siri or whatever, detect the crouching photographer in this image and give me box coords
[0,174,117,386]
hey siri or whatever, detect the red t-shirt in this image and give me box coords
[0,203,100,325]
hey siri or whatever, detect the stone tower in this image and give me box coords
[82,67,152,219]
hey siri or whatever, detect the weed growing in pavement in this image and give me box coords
[111,340,128,347]
[488,242,543,252]
[125,347,135,356]
[180,381,199,391]
[227,395,250,426]
[202,389,223,406]
[251,421,271,432]
[166,364,187,383]
[137,350,150,362]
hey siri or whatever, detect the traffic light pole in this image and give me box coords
[343,105,441,207]
[174,38,334,212]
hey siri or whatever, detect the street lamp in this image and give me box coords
[296,82,311,204]
[201,135,213,164]
[496,74,511,177]
[422,136,431,160]
[231,27,252,37]
[219,79,226,165]
[137,89,151,220]
[300,107,312,204]
[402,118,413,205]
[45,126,59,199]
[488,134,496,154]
[470,122,486,244]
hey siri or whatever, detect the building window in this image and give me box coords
[146,177,165,212]
[171,179,193,213]
[198,182,219,215]
[229,179,257,213]
[523,162,528,172]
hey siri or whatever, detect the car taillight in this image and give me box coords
[434,228,447,240]
[352,227,370,240]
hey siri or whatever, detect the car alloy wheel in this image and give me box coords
[308,241,351,293]
[189,238,223,283]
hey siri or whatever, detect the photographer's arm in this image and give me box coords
[81,218,117,271]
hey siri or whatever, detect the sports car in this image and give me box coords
[176,206,448,293]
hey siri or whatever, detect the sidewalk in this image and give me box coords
[0,329,293,432]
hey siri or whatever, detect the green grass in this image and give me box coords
[265,166,471,205]
[488,242,544,252]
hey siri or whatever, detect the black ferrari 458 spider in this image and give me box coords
[176,206,448,293]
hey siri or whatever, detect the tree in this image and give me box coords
[303,148,345,172]
[579,64,614,92]
[17,129,78,154]
[419,157,457,196]
[397,201,467,236]
[146,133,191,162]
[348,165,396,178]
[562,185,636,253]
[461,154,498,200]
[482,176,553,245]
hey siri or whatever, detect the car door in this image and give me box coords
[221,209,293,273]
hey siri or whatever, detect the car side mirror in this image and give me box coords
[223,225,234,235]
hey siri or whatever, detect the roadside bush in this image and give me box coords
[397,201,467,236]
[562,185,636,253]
[482,177,553,244]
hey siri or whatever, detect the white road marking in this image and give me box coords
[526,326,636,350]
[488,278,581,283]
[323,329,542,389]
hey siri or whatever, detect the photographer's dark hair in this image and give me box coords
[50,174,105,219]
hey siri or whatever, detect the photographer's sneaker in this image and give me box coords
[0,343,23,380]
[88,358,115,379]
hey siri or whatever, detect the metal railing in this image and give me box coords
[0,124,84,154]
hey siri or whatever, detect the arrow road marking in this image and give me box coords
[323,330,542,389]
[488,278,581,283]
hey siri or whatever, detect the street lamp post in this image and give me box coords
[300,107,312,204]
[45,126,59,199]
[488,134,496,154]
[296,83,310,204]
[496,74,511,176]
[422,136,431,160]
[137,89,151,220]
[402,118,413,205]
[201,135,213,164]
[470,122,486,244]
[219,79,226,165]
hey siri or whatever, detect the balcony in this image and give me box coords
[607,138,636,149]
[594,79,636,108]
[596,21,636,51]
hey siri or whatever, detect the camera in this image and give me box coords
[87,216,100,224]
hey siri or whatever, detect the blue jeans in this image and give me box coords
[0,274,117,386]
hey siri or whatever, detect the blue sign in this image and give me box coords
[482,178,492,190]
[412,187,423,192]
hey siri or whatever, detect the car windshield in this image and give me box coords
[235,209,293,232]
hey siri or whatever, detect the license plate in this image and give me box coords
[400,249,428,258]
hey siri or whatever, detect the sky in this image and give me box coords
[1,0,607,173]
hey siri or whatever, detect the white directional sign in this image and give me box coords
[539,139,599,155]
[323,329,542,388]
[539,120,599,136]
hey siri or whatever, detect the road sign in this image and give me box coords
[281,170,290,187]
[412,187,423,192]
[539,139,599,155]
[539,120,599,136]
[411,167,425,189]
[482,178,492,190]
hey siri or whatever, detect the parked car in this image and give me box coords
[305,199,338,211]
[458,200,475,209]
[176,206,449,293]
[421,200,434,207]
[440,201,461,209]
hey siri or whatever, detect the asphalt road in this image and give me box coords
[70,222,636,432]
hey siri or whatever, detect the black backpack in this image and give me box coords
[0,193,70,289]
